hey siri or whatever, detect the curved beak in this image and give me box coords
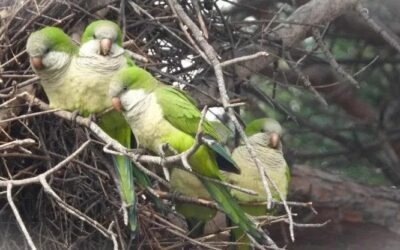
[30,56,44,70]
[112,96,122,112]
[100,38,112,56]
[269,132,280,149]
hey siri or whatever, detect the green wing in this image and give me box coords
[155,86,220,139]
[156,85,240,174]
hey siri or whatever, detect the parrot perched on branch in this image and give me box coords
[108,65,271,245]
[26,21,157,232]
[26,27,78,105]
[225,118,291,249]
[169,115,232,236]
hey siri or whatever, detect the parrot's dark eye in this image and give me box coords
[122,85,128,91]
[260,128,265,133]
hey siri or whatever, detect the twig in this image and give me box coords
[0,138,35,151]
[123,49,149,63]
[220,51,269,67]
[167,1,280,249]
[356,3,400,54]
[7,183,37,250]
[0,108,61,124]
[168,2,211,64]
[312,28,359,88]
[285,220,330,228]
[153,189,220,210]
[192,0,208,39]
[285,52,328,106]
[39,176,117,243]
[192,170,258,196]
[0,140,90,187]
[141,210,220,250]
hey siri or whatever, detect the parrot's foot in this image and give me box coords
[159,144,174,180]
[129,148,147,155]
[70,110,81,127]
[170,191,182,203]
[160,143,178,156]
[88,113,98,123]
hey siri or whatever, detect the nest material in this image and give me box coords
[0,1,210,249]
[0,1,303,249]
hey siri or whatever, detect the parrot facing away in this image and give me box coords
[108,65,271,245]
[225,118,291,249]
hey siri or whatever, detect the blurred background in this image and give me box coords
[1,0,400,249]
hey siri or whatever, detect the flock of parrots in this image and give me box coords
[26,20,290,249]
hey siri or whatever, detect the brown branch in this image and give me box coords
[270,0,361,47]
[356,3,400,54]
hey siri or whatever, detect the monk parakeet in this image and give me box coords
[225,118,291,249]
[109,65,270,245]
[170,115,232,236]
[26,27,78,103]
[26,21,140,232]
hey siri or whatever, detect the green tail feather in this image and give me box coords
[113,155,137,232]
[200,179,268,245]
[99,112,138,232]
[203,136,241,174]
[100,112,166,229]
[232,226,251,250]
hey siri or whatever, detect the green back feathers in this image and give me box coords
[27,27,77,56]
[81,20,123,45]
[156,87,221,140]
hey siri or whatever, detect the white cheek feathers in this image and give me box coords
[42,51,70,70]
[120,89,147,112]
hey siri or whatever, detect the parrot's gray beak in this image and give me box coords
[30,56,44,70]
[112,96,122,112]
[100,38,112,56]
[269,132,280,149]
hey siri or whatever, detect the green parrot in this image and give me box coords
[108,65,270,245]
[26,21,144,232]
[169,115,233,236]
[225,118,291,249]
[26,27,78,102]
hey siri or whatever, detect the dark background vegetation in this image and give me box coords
[1,0,400,249]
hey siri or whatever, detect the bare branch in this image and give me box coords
[220,51,270,67]
[0,138,35,151]
[7,183,37,250]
